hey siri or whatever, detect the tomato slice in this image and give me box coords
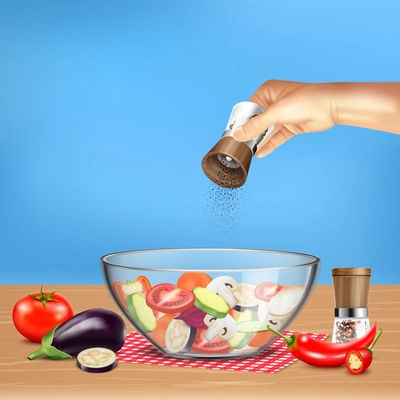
[190,327,233,355]
[254,281,283,302]
[146,283,195,314]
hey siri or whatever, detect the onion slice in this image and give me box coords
[268,286,305,316]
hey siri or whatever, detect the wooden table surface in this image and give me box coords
[1,285,399,400]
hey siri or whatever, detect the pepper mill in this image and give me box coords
[331,267,371,343]
[202,101,274,188]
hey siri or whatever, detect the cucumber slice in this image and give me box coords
[236,320,269,333]
[228,309,256,349]
[126,292,156,333]
[193,287,230,319]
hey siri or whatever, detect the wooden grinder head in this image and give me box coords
[202,136,253,188]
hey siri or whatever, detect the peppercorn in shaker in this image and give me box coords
[331,267,371,343]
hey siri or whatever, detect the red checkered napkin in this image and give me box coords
[116,330,328,373]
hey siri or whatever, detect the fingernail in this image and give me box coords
[233,126,245,141]
[255,143,274,158]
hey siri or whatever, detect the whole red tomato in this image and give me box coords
[12,286,74,342]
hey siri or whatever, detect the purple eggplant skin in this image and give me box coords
[77,358,117,373]
[52,308,125,355]
[27,308,126,360]
[182,326,196,353]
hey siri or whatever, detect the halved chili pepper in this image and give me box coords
[267,322,377,367]
[131,276,152,296]
[345,328,382,374]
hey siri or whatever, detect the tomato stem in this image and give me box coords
[28,286,58,309]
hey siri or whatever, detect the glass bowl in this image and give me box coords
[101,248,320,359]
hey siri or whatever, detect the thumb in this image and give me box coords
[232,104,280,142]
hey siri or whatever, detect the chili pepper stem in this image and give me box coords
[267,325,295,346]
[363,329,383,358]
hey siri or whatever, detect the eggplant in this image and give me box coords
[28,308,126,360]
[164,319,196,353]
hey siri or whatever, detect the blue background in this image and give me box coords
[1,0,399,284]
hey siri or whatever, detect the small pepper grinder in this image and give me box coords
[331,267,371,343]
[202,101,274,188]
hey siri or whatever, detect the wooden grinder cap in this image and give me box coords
[332,267,371,308]
[332,268,371,276]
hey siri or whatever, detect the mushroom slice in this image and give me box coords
[206,276,239,308]
[203,314,236,342]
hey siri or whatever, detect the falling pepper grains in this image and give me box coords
[202,181,249,246]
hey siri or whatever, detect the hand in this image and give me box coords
[233,80,400,157]
[232,80,338,157]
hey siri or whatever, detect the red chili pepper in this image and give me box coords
[345,328,382,374]
[267,322,377,367]
[132,276,152,296]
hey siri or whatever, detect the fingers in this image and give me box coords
[249,80,305,106]
[233,82,311,142]
[256,123,282,147]
[255,127,295,158]
[232,106,278,142]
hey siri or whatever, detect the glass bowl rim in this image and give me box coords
[100,247,321,273]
